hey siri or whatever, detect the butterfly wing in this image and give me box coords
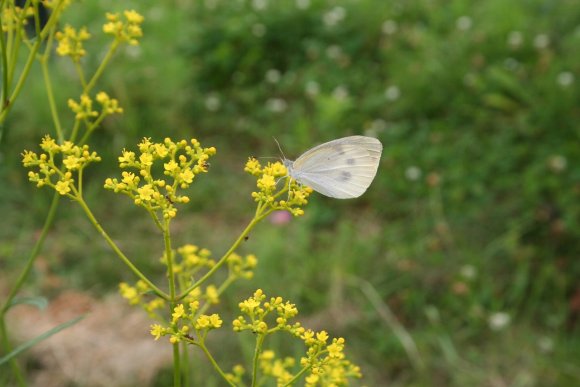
[290,136,382,199]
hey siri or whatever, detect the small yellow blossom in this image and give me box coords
[172,304,186,323]
[103,10,144,45]
[56,25,91,62]
[195,314,223,330]
[150,324,164,340]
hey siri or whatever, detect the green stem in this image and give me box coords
[0,193,59,315]
[0,8,9,115]
[85,40,119,94]
[0,41,38,123]
[0,316,25,386]
[173,342,181,387]
[251,334,266,387]
[40,57,63,143]
[198,342,236,387]
[75,198,169,300]
[282,365,311,387]
[176,213,268,301]
[163,219,176,299]
[0,192,60,385]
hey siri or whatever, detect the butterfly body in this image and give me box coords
[283,136,382,199]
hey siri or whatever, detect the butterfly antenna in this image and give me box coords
[273,137,286,161]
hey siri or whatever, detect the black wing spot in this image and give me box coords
[346,158,356,165]
[339,171,352,181]
[332,145,346,155]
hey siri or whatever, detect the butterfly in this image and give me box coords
[282,136,382,199]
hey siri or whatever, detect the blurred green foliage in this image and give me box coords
[2,0,579,385]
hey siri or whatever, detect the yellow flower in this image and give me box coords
[164,160,179,173]
[139,153,154,168]
[137,184,154,201]
[119,283,140,305]
[316,331,329,344]
[195,314,223,330]
[257,174,276,191]
[150,324,164,340]
[178,169,194,185]
[244,157,262,175]
[55,179,72,195]
[124,9,144,24]
[172,304,185,323]
[118,150,135,165]
[55,25,91,62]
[63,155,81,170]
[103,10,144,45]
[205,285,219,304]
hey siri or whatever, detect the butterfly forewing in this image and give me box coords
[288,136,382,199]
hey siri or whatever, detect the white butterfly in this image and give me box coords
[283,136,383,199]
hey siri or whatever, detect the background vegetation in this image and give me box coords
[2,0,579,385]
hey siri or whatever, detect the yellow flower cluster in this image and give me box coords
[103,10,144,45]
[245,158,312,216]
[22,136,101,197]
[233,289,300,334]
[104,137,216,219]
[224,365,246,385]
[233,289,361,386]
[56,25,91,62]
[259,350,296,386]
[1,4,34,33]
[227,252,258,280]
[150,301,223,344]
[119,280,166,318]
[67,92,123,121]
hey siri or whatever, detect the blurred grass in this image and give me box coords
[2,0,580,385]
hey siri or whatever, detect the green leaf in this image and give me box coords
[8,296,49,310]
[0,315,84,366]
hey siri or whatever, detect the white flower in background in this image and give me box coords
[325,44,343,60]
[204,0,218,10]
[384,85,401,101]
[266,98,287,113]
[557,71,575,87]
[295,0,310,10]
[305,80,320,97]
[323,6,346,27]
[382,19,398,35]
[370,119,387,132]
[456,16,472,31]
[548,155,567,173]
[205,95,221,112]
[488,312,511,331]
[504,58,520,71]
[125,45,142,59]
[405,166,421,181]
[332,85,349,101]
[537,336,554,353]
[507,31,523,48]
[534,33,550,49]
[265,69,281,83]
[460,265,477,280]
[252,0,267,11]
[252,23,266,37]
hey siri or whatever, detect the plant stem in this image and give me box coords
[173,342,181,387]
[198,342,237,387]
[76,198,169,300]
[251,334,266,387]
[177,213,266,301]
[85,40,119,94]
[0,192,60,385]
